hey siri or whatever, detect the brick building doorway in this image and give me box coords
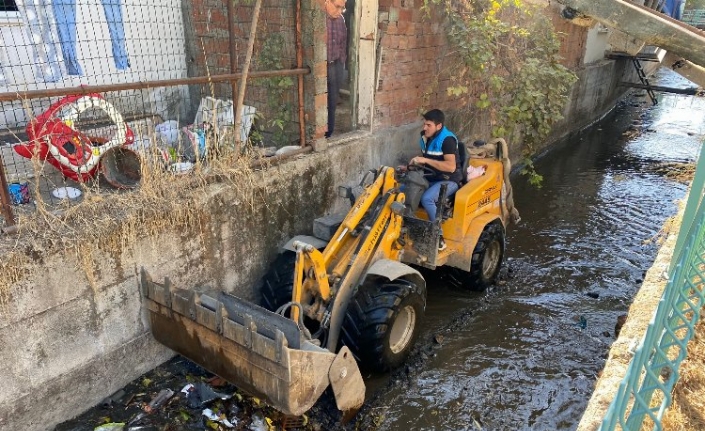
[335,0,355,135]
[331,0,377,136]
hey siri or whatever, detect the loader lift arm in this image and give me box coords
[140,167,410,418]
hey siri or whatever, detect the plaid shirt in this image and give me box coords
[327,15,347,63]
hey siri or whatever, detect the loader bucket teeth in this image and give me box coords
[141,271,366,417]
[329,346,365,413]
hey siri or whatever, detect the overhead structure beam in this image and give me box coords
[555,0,705,68]
[662,51,705,89]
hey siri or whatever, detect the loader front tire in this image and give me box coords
[341,278,425,371]
[449,221,505,291]
[260,251,296,313]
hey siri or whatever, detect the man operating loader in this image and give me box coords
[407,109,462,250]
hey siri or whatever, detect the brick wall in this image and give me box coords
[549,9,589,69]
[374,0,458,128]
[184,0,320,143]
[373,1,590,130]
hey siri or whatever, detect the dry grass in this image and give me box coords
[0,134,280,306]
[662,315,705,430]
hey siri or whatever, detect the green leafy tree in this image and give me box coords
[422,0,577,186]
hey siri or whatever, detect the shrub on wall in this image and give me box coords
[422,0,577,185]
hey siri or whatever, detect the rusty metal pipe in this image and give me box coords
[0,68,310,102]
[296,0,306,147]
[0,153,16,228]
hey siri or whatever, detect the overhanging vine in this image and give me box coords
[422,0,578,186]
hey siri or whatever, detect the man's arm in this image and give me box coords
[411,154,456,172]
[410,136,457,173]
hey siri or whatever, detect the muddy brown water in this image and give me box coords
[56,69,704,431]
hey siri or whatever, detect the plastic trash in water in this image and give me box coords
[100,389,126,408]
[144,388,174,413]
[248,412,274,431]
[183,382,231,408]
[94,423,125,431]
[202,408,235,428]
[128,388,174,425]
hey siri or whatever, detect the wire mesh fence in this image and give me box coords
[0,0,307,229]
[682,9,705,29]
[600,141,705,430]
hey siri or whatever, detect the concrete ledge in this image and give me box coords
[0,333,173,430]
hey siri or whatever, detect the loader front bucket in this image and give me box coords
[140,270,365,416]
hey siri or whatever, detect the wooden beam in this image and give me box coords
[556,0,705,68]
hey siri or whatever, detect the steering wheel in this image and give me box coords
[407,162,436,176]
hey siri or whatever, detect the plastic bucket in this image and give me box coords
[100,146,142,189]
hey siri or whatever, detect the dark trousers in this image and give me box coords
[326,59,344,137]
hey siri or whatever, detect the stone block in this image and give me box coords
[313,137,328,152]
[313,212,346,241]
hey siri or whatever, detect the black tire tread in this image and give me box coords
[341,278,425,371]
[449,220,505,291]
[260,251,296,312]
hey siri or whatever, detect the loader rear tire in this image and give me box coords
[449,221,505,291]
[260,251,296,313]
[341,278,425,371]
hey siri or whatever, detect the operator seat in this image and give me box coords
[441,141,468,220]
[458,141,469,185]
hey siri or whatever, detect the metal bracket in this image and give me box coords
[632,58,658,105]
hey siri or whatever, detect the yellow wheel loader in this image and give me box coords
[141,138,519,418]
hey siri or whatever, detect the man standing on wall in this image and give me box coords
[324,0,347,138]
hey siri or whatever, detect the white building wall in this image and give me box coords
[0,0,189,130]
